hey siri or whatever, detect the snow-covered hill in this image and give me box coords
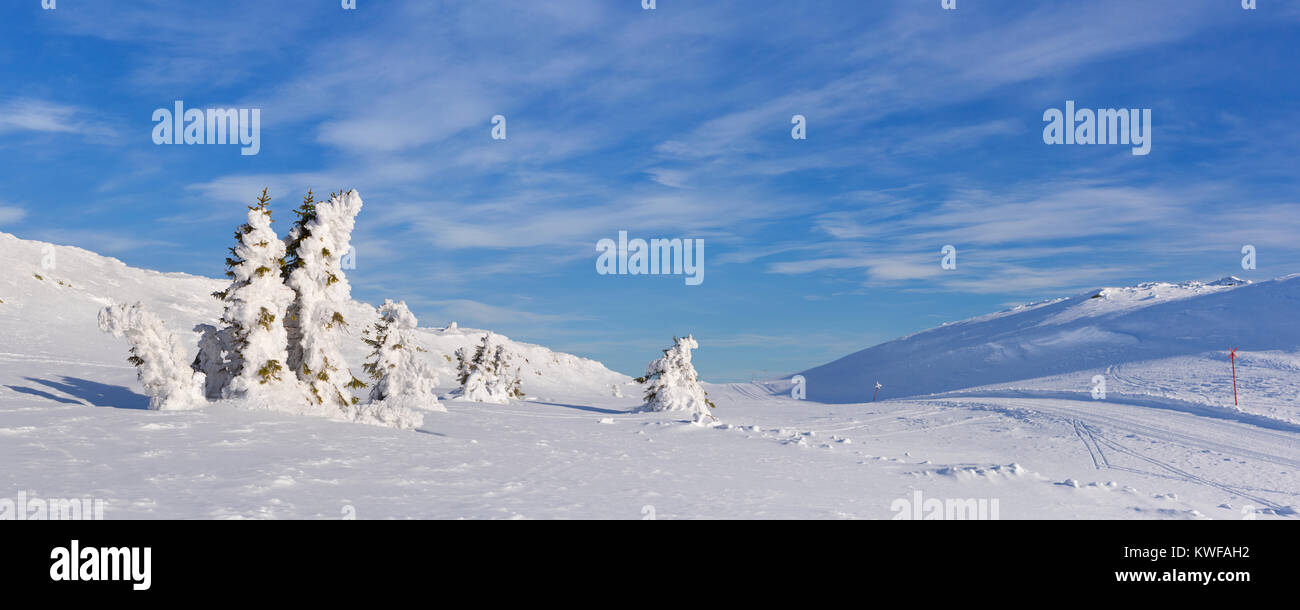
[796,276,1300,427]
[0,231,628,406]
[2,231,1296,519]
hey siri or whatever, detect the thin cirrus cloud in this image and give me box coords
[761,177,1290,295]
[417,298,593,328]
[0,205,27,226]
[28,229,176,255]
[0,98,116,140]
[653,1,1213,171]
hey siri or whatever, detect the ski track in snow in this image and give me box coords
[923,396,1299,513]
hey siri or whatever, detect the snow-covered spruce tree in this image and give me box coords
[284,189,367,412]
[454,332,524,404]
[98,302,206,411]
[192,324,235,400]
[636,335,716,424]
[211,188,303,405]
[356,300,440,428]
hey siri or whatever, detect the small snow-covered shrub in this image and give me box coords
[98,302,206,411]
[454,332,524,404]
[637,335,716,424]
[358,299,441,429]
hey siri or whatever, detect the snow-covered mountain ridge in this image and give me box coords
[796,273,1300,427]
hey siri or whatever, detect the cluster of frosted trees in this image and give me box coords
[97,188,718,429]
[98,189,439,429]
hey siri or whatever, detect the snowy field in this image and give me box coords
[2,232,1297,519]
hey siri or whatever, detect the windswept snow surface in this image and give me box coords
[1,232,1296,519]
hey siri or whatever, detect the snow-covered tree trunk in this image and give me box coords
[98,303,206,411]
[285,189,366,413]
[216,189,303,405]
[637,335,716,424]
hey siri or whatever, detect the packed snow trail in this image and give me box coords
[921,395,1300,513]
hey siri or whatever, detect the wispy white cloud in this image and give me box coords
[29,229,176,254]
[0,204,26,226]
[45,0,320,88]
[417,298,592,328]
[0,98,116,139]
[765,178,1300,295]
[653,0,1214,176]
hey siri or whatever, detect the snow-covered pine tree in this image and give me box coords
[98,302,206,411]
[212,188,302,405]
[454,332,524,404]
[635,335,716,424]
[453,342,474,389]
[284,189,367,412]
[356,300,440,429]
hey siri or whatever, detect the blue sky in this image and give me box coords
[2,0,1298,381]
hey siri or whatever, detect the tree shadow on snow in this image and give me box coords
[21,376,149,410]
[5,385,83,405]
[534,401,628,415]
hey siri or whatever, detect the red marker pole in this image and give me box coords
[872,382,882,402]
[1230,348,1239,406]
